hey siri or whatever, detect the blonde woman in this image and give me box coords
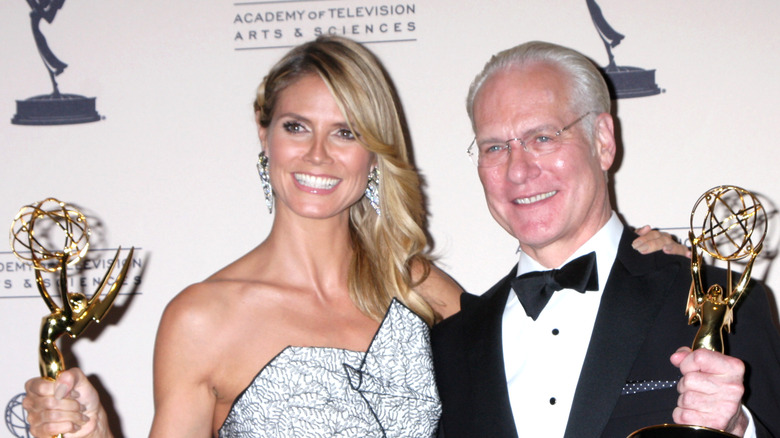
[24,36,461,438]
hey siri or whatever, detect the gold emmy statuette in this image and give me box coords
[629,186,767,438]
[10,198,134,438]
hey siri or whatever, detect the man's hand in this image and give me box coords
[670,347,748,436]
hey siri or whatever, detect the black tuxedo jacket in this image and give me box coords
[432,227,780,437]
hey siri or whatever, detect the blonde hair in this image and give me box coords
[255,36,435,325]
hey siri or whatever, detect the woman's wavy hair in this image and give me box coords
[255,36,435,325]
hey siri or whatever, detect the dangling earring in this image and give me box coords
[257,151,273,214]
[365,167,381,216]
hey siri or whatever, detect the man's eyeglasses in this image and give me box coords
[467,112,593,168]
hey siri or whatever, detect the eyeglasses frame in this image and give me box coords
[467,111,594,167]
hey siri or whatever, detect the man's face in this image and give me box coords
[472,62,616,265]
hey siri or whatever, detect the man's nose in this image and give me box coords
[505,143,541,183]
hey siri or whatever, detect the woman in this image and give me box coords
[25,36,462,438]
[22,36,685,438]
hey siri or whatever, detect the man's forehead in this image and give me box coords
[477,63,569,102]
[473,66,574,134]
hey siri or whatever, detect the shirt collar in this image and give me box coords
[517,212,623,291]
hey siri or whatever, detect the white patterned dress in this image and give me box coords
[218,299,441,438]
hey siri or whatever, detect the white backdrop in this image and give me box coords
[2,1,779,436]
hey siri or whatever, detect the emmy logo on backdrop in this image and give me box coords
[10,198,133,438]
[12,0,102,125]
[629,186,767,438]
[586,0,661,99]
[4,393,29,438]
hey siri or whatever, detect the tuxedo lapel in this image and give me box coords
[564,228,682,438]
[462,266,519,437]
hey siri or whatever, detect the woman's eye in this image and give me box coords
[282,121,305,133]
[336,128,356,140]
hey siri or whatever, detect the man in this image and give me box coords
[432,41,780,437]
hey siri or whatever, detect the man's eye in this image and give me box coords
[282,121,304,133]
[534,134,555,143]
[484,144,506,154]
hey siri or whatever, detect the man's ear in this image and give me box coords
[594,112,616,172]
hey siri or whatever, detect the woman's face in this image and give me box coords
[259,74,374,221]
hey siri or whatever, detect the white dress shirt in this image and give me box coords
[501,212,756,437]
[502,213,621,437]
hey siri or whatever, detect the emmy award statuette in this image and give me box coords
[585,0,661,99]
[12,0,102,125]
[629,186,767,438]
[10,198,134,438]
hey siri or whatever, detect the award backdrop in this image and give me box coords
[2,1,779,436]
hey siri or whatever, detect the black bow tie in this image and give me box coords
[511,251,599,320]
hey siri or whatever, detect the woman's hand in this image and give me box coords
[23,368,112,438]
[633,225,691,257]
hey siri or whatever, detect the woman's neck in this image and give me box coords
[261,209,355,295]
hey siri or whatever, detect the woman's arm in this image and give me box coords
[415,264,464,321]
[149,285,219,437]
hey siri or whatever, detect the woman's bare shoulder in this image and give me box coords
[151,272,284,436]
[158,254,277,342]
[156,280,246,351]
[153,258,292,385]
